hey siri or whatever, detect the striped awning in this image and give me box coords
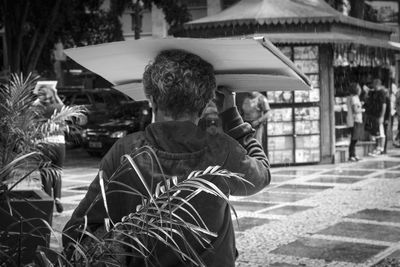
[262,32,400,50]
[184,0,392,34]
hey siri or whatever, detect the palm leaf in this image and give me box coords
[38,105,87,136]
[0,152,38,183]
[39,145,248,266]
[92,155,248,265]
[1,73,86,184]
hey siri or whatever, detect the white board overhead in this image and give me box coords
[65,37,312,100]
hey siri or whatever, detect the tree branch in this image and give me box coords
[25,28,40,70]
[26,0,62,73]
[4,0,30,73]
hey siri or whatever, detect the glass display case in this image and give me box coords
[295,107,321,163]
[296,135,321,163]
[266,45,321,165]
[334,96,351,146]
[268,136,294,164]
[267,108,294,164]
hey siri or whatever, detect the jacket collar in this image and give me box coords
[145,121,207,153]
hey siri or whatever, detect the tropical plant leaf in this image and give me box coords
[0,73,86,189]
[98,170,112,229]
[121,154,157,205]
[0,152,38,184]
[37,144,247,266]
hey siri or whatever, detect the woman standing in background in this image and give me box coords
[34,83,65,213]
[346,83,363,161]
[241,91,270,150]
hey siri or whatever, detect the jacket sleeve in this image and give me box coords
[220,107,271,196]
[62,138,131,247]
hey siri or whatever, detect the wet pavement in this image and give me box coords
[233,152,400,267]
[52,148,400,266]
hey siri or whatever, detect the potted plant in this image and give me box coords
[36,146,245,266]
[0,73,86,266]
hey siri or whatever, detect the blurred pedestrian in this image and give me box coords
[383,87,391,154]
[241,91,270,150]
[346,82,363,161]
[394,87,400,147]
[364,78,387,156]
[198,100,222,135]
[34,82,65,213]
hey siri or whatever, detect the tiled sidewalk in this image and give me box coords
[233,152,400,267]
[53,148,400,266]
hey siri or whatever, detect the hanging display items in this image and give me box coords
[333,44,392,68]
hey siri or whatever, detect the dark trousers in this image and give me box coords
[349,125,358,158]
[42,172,62,199]
[397,115,400,140]
[383,122,389,154]
[349,139,357,158]
[41,143,65,199]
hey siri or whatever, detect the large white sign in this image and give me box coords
[65,37,311,100]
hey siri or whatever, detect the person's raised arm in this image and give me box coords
[215,87,271,196]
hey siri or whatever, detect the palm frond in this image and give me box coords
[38,145,248,266]
[0,74,39,169]
[38,105,87,136]
[92,160,246,266]
[0,152,39,184]
[0,73,38,117]
[1,73,86,188]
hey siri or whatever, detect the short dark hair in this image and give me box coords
[348,82,361,96]
[143,49,216,119]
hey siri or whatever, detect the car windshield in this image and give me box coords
[73,93,92,105]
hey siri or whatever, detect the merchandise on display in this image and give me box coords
[267,45,322,165]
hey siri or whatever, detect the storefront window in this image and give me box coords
[267,91,293,104]
[279,46,292,59]
[293,46,320,103]
[293,46,318,60]
[295,107,320,135]
[268,136,294,165]
[333,44,394,146]
[266,45,321,165]
[268,108,293,136]
[296,135,321,163]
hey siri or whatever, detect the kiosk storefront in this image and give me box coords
[178,0,400,165]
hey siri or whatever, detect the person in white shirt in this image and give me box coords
[346,83,363,161]
[241,92,270,150]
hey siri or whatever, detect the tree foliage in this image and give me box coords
[0,0,124,75]
[326,0,378,22]
[151,0,191,35]
[0,0,191,76]
[110,0,191,35]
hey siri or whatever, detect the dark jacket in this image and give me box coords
[384,91,391,123]
[365,89,386,117]
[63,107,271,266]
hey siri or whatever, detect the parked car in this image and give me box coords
[57,87,133,150]
[81,100,152,157]
[58,87,132,119]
